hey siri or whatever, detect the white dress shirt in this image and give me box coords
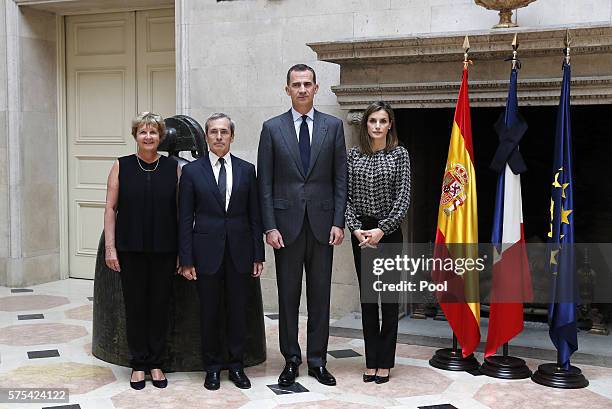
[209,151,232,211]
[291,107,314,145]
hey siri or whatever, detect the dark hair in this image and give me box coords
[358,101,399,155]
[205,112,235,136]
[286,64,317,84]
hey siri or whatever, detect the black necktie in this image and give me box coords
[218,157,226,210]
[298,115,310,173]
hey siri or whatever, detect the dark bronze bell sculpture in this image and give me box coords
[91,115,267,371]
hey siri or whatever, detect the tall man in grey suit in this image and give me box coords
[257,64,347,387]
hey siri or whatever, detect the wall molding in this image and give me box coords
[57,14,69,280]
[309,24,612,114]
[334,76,612,114]
[14,0,173,15]
[5,0,23,285]
[309,25,612,65]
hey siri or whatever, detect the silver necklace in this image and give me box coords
[136,154,160,172]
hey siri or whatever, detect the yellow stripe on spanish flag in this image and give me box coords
[433,67,480,358]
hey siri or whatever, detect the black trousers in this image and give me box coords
[350,218,403,369]
[196,245,250,372]
[118,251,175,371]
[274,214,333,368]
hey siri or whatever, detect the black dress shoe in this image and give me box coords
[130,370,145,390]
[204,371,221,390]
[229,369,251,389]
[308,366,336,386]
[363,372,376,383]
[278,362,299,387]
[375,371,390,384]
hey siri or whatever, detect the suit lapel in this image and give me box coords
[198,157,225,211]
[226,155,241,214]
[306,109,328,178]
[280,110,306,178]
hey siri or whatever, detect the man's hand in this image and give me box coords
[329,226,345,246]
[252,262,264,277]
[266,229,285,249]
[180,265,197,280]
[105,246,121,272]
[353,229,371,248]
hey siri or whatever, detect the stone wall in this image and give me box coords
[0,1,59,286]
[178,0,612,317]
[0,0,8,284]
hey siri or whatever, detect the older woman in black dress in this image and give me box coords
[104,112,180,390]
[345,101,411,384]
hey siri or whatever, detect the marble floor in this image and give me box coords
[1,279,612,409]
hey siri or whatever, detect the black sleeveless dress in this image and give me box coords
[115,154,178,253]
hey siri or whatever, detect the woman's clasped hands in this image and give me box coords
[353,228,385,248]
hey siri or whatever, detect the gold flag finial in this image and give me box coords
[564,29,571,65]
[564,28,572,48]
[463,35,471,68]
[511,33,519,69]
[463,35,470,54]
[512,33,519,51]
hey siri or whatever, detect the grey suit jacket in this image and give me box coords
[257,109,348,246]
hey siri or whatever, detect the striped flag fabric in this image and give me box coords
[485,66,533,358]
[433,67,480,358]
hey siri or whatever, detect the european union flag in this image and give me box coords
[548,59,577,370]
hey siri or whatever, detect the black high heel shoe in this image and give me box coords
[150,369,168,388]
[130,370,146,390]
[363,371,376,382]
[152,378,168,388]
[375,369,390,384]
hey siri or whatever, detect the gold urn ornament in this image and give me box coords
[475,0,537,28]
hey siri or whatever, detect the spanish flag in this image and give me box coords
[433,67,480,358]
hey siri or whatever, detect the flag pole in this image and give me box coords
[480,33,531,379]
[531,29,588,389]
[428,36,480,372]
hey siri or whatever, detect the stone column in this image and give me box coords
[0,1,60,287]
[0,0,9,285]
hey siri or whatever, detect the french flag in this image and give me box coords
[485,67,533,358]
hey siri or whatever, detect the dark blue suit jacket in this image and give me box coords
[178,154,265,275]
[257,109,347,246]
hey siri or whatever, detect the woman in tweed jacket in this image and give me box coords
[345,101,411,384]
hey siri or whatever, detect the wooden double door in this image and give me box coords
[66,9,175,278]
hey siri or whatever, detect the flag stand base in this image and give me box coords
[429,348,480,372]
[531,363,589,389]
[480,355,532,379]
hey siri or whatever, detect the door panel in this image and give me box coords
[66,9,175,279]
[67,12,136,279]
[136,9,176,117]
